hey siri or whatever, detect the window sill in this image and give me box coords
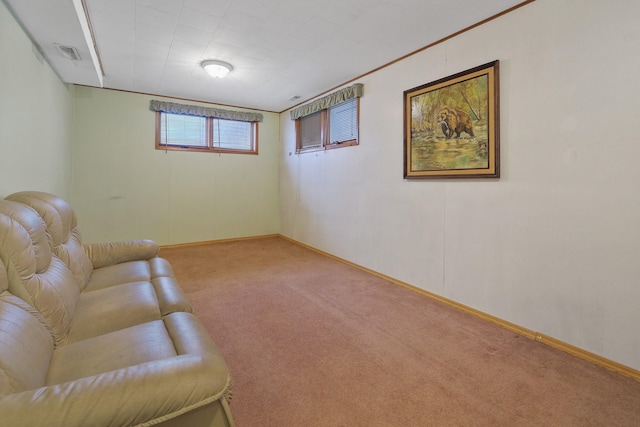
[325,140,358,150]
[156,145,258,155]
[295,140,358,154]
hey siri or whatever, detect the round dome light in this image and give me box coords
[201,60,233,78]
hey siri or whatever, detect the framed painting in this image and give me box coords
[403,60,500,179]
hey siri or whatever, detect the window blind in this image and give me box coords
[160,113,207,146]
[328,98,357,144]
[213,119,252,150]
[299,111,323,149]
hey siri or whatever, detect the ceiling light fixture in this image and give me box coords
[201,60,233,79]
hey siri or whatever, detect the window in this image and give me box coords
[295,98,359,152]
[159,113,207,148]
[212,118,254,151]
[292,83,363,153]
[298,111,323,150]
[328,98,358,145]
[157,112,257,154]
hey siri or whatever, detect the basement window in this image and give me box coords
[150,100,263,155]
[295,98,359,153]
[156,112,258,154]
[327,98,358,146]
[291,84,363,153]
[297,111,323,151]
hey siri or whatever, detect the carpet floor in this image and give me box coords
[160,237,640,426]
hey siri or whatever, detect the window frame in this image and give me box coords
[295,98,359,153]
[155,111,259,155]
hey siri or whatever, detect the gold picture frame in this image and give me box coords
[403,60,500,179]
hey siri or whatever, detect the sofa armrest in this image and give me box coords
[84,239,159,269]
[0,354,232,427]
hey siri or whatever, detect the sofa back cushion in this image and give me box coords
[5,191,94,290]
[0,289,54,396]
[0,201,79,346]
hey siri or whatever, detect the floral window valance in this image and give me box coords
[150,100,263,122]
[290,84,363,120]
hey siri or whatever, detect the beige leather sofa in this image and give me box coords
[0,193,234,426]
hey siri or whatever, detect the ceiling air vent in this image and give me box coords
[54,43,81,61]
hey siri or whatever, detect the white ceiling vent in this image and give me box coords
[54,43,81,61]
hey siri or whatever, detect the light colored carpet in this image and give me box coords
[161,237,640,426]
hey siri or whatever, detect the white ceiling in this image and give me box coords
[4,0,527,112]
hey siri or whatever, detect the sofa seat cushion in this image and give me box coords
[86,261,193,315]
[148,257,176,278]
[151,276,194,315]
[87,260,157,290]
[66,282,162,344]
[47,319,177,385]
[40,313,234,426]
[86,258,173,291]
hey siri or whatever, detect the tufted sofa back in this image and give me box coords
[0,200,79,346]
[0,221,55,397]
[5,191,93,290]
[0,280,53,397]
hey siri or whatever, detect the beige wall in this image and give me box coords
[1,0,280,246]
[4,0,640,372]
[279,0,640,371]
[72,87,280,245]
[0,1,74,199]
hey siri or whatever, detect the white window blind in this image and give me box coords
[213,119,252,150]
[160,113,207,147]
[328,98,357,144]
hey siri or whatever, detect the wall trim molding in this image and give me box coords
[160,234,279,249]
[161,234,639,383]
